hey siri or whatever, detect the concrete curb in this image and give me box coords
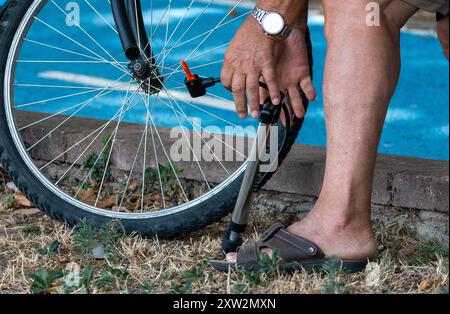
[264,145,449,214]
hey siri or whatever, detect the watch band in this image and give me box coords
[251,6,269,23]
[251,6,292,38]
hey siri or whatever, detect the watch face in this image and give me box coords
[262,12,285,35]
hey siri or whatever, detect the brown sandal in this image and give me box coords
[209,223,368,273]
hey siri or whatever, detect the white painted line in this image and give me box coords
[197,0,255,9]
[38,71,236,111]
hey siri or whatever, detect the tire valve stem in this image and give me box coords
[180,60,220,98]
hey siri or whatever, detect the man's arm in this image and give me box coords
[221,0,308,119]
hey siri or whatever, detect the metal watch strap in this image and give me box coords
[251,6,269,23]
[250,7,292,39]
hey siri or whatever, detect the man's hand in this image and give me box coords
[221,17,281,119]
[221,0,309,119]
[437,14,449,60]
[261,26,316,118]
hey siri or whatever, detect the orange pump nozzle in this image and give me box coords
[180,60,197,81]
[180,60,221,98]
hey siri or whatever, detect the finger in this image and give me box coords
[288,86,305,118]
[246,74,260,119]
[232,74,248,118]
[220,66,233,91]
[299,76,316,101]
[259,77,269,104]
[261,67,280,105]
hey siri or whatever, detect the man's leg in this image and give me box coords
[225,0,418,263]
[437,14,449,60]
[284,0,418,260]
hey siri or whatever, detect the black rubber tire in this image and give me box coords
[0,0,309,238]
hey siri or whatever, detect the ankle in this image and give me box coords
[289,212,377,260]
[317,185,372,214]
[311,202,372,231]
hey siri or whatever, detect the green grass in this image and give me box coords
[410,243,449,266]
[28,266,64,294]
[144,164,183,197]
[321,257,346,294]
[72,219,124,261]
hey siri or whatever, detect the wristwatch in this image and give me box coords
[251,6,292,39]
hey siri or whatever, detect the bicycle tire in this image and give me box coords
[0,0,311,238]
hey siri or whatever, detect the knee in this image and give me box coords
[322,1,365,40]
[322,0,413,40]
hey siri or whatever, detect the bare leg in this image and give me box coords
[227,0,418,262]
[437,14,449,60]
[285,0,418,260]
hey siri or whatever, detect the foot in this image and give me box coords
[226,210,377,263]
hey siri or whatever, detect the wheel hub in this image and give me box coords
[128,57,163,94]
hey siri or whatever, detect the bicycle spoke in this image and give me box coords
[152,75,211,189]
[22,38,127,71]
[184,0,244,62]
[18,81,129,131]
[15,87,108,108]
[40,86,144,171]
[14,83,106,90]
[157,80,247,163]
[23,38,106,62]
[156,96,230,175]
[155,0,195,66]
[94,84,134,206]
[138,85,167,211]
[181,41,230,64]
[150,2,171,39]
[118,110,148,210]
[155,5,248,70]
[73,87,143,198]
[143,98,189,203]
[33,16,128,76]
[51,0,128,74]
[161,60,223,79]
[149,0,214,63]
[140,91,164,211]
[17,60,126,64]
[136,85,188,205]
[26,73,128,151]
[163,1,172,61]
[159,95,248,160]
[84,0,118,35]
[160,83,253,140]
[56,82,133,186]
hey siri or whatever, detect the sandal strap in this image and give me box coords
[236,242,259,267]
[236,223,326,266]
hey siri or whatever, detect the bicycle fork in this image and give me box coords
[111,0,163,93]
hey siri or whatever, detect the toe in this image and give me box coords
[226,253,237,263]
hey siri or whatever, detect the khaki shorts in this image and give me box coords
[402,0,449,14]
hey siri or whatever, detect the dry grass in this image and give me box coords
[0,170,448,294]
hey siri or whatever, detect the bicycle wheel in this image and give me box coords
[0,0,309,237]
